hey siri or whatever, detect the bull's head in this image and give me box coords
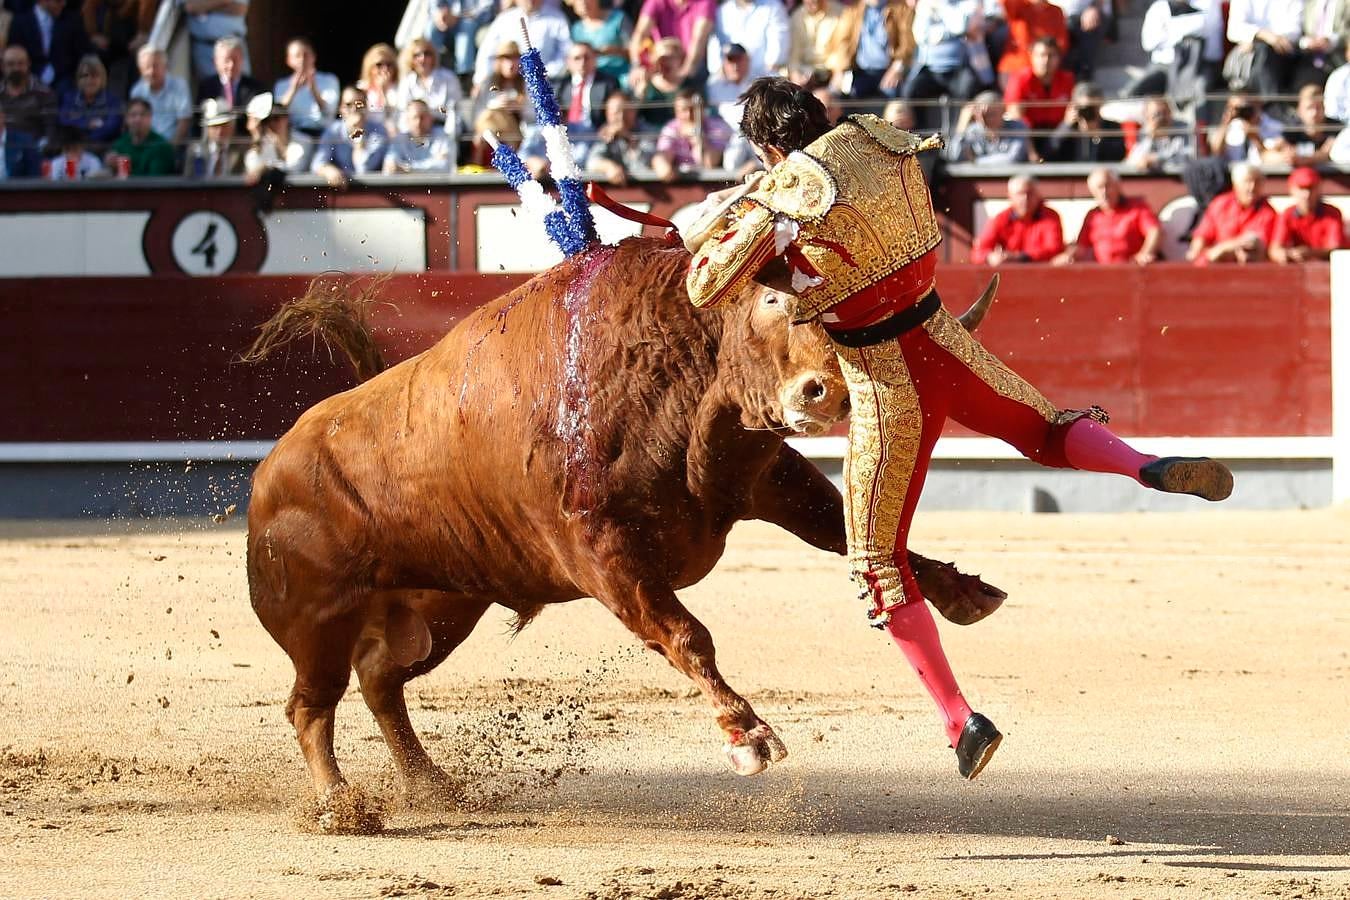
[718,287,849,436]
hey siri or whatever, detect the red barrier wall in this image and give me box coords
[0,263,1330,443]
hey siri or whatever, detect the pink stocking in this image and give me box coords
[884,600,973,747]
[1062,419,1158,485]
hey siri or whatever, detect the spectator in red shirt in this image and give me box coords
[1186,163,1278,265]
[1053,167,1162,265]
[972,173,1065,265]
[1270,166,1346,264]
[998,0,1068,78]
[1004,36,1074,158]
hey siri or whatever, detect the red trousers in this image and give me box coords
[833,299,1073,613]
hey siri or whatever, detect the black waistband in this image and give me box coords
[825,289,941,348]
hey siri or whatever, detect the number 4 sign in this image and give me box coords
[170,211,239,276]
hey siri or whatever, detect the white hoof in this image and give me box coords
[722,723,788,776]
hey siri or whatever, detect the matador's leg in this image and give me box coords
[835,335,1002,781]
[918,308,1233,501]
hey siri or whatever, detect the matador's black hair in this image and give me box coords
[737,76,833,154]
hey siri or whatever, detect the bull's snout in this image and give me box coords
[782,371,850,434]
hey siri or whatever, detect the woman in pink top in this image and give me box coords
[630,0,717,80]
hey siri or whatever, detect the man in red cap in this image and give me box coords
[1186,163,1278,265]
[1270,167,1346,264]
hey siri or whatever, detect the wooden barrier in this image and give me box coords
[0,263,1329,448]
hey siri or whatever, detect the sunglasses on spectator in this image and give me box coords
[374,60,395,68]
[413,50,436,58]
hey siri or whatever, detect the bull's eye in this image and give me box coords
[762,293,779,306]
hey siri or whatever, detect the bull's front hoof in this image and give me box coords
[301,783,387,835]
[722,723,788,776]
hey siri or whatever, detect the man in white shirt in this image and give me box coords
[1226,0,1306,98]
[1124,0,1224,108]
[274,37,340,140]
[130,46,192,147]
[707,0,790,79]
[473,0,571,90]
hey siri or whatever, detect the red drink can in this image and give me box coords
[116,155,131,178]
[65,156,78,180]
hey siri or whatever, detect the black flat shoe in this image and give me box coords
[1139,457,1233,501]
[956,712,1002,780]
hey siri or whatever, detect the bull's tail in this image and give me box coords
[240,273,391,384]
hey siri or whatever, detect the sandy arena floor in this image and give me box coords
[1,509,1348,899]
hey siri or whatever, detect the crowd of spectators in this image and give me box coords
[1,0,1350,263]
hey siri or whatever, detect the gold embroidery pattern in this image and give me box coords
[923,307,1058,421]
[753,120,943,323]
[834,338,924,608]
[685,202,777,309]
[758,152,835,221]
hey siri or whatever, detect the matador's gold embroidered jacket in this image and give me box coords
[685,114,944,324]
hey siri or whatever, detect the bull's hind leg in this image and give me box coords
[353,592,492,806]
[592,579,787,776]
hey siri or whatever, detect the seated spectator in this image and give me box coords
[474,0,571,90]
[1263,84,1337,165]
[707,0,790,80]
[356,43,399,128]
[9,0,90,90]
[1044,81,1124,162]
[557,41,621,131]
[130,46,190,148]
[707,42,752,125]
[106,96,174,175]
[998,0,1068,81]
[1125,0,1224,106]
[1125,97,1193,170]
[1225,0,1302,99]
[197,36,263,120]
[589,91,653,184]
[1053,167,1161,265]
[1270,166,1345,263]
[274,37,339,141]
[882,97,916,129]
[1325,58,1350,120]
[632,37,688,127]
[46,123,105,179]
[972,174,1064,264]
[947,89,1031,164]
[436,0,498,78]
[1292,0,1350,90]
[397,37,463,137]
[471,42,530,166]
[178,0,250,85]
[787,0,842,85]
[824,0,913,100]
[1186,162,1276,265]
[903,0,996,130]
[1207,93,1284,164]
[384,99,456,173]
[629,0,716,83]
[1050,0,1107,81]
[1003,36,1073,155]
[311,86,388,188]
[571,0,632,83]
[186,97,241,177]
[0,105,42,178]
[82,0,156,94]
[57,53,121,146]
[243,91,310,182]
[1,45,57,142]
[652,87,730,181]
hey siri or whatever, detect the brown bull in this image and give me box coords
[245,237,1002,829]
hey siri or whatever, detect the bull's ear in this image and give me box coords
[752,256,799,296]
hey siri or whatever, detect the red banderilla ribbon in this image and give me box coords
[586,183,679,238]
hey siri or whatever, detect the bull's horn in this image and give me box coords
[958,273,998,333]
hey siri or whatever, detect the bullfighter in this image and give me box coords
[684,78,1234,780]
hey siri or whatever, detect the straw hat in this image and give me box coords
[245,91,282,120]
[201,97,234,127]
[496,41,521,58]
